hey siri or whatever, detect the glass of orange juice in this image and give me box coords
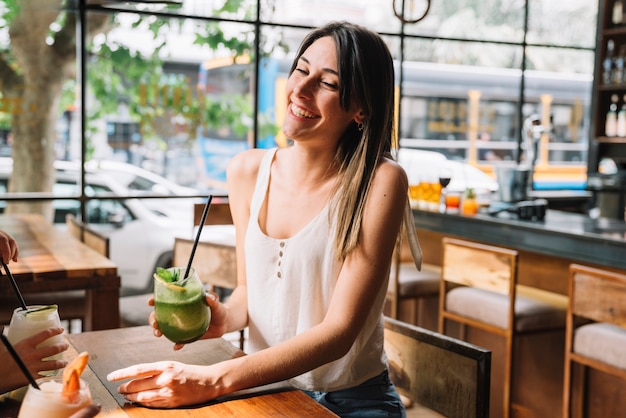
[445,192,461,213]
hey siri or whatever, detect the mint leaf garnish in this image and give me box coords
[156,267,180,283]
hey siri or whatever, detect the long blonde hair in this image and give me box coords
[290,22,395,259]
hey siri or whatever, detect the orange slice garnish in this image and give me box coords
[62,351,89,402]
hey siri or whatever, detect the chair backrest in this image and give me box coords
[65,213,110,258]
[194,200,232,226]
[82,227,110,258]
[441,237,518,295]
[384,316,491,418]
[179,198,237,289]
[66,213,83,241]
[173,236,237,289]
[569,264,626,327]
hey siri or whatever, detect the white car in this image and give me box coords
[0,158,203,295]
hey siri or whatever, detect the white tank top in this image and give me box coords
[245,148,387,391]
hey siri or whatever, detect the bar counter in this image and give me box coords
[413,208,626,295]
[412,208,626,417]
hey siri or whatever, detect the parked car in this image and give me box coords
[0,158,202,295]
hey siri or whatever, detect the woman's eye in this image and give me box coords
[295,67,307,75]
[322,80,338,89]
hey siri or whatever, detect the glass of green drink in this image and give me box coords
[153,267,210,344]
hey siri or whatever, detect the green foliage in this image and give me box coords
[85,1,280,148]
[0,0,20,24]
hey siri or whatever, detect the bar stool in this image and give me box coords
[438,237,567,418]
[563,264,626,418]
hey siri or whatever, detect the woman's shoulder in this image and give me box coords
[227,148,273,179]
[374,155,408,190]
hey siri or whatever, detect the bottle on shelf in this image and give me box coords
[606,94,619,137]
[618,95,626,137]
[614,0,624,26]
[615,46,626,85]
[604,40,615,85]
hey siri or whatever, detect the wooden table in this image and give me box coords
[0,214,120,330]
[62,326,338,417]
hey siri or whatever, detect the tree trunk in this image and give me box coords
[2,0,108,222]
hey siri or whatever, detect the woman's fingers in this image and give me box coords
[107,363,164,382]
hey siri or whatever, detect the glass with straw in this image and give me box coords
[153,196,213,344]
[1,335,93,418]
[2,260,65,377]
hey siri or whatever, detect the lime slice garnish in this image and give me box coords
[25,305,58,316]
[153,273,185,292]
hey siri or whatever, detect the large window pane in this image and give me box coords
[528,0,597,48]
[403,0,525,43]
[264,0,402,33]
[87,11,256,191]
[90,0,259,21]
[400,38,523,162]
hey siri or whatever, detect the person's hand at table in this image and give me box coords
[0,327,69,393]
[106,361,222,408]
[0,229,19,264]
[147,291,231,351]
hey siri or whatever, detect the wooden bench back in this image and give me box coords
[384,316,491,418]
[65,214,110,258]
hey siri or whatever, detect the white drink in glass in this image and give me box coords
[18,376,92,418]
[5,305,65,375]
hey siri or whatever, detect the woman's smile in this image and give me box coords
[290,103,318,119]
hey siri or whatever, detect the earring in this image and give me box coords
[357,122,364,131]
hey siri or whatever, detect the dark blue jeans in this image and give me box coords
[302,369,406,418]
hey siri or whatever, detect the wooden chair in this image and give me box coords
[438,237,567,418]
[387,228,441,330]
[384,316,491,418]
[562,264,626,418]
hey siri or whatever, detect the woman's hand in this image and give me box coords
[0,229,19,263]
[106,361,218,408]
[149,292,230,351]
[15,327,69,375]
[0,327,69,393]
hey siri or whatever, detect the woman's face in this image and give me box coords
[282,36,362,146]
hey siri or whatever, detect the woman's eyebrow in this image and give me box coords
[299,56,339,76]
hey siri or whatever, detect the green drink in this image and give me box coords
[153,267,210,344]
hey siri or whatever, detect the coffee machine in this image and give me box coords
[488,114,548,220]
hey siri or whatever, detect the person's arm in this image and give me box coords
[107,158,408,408]
[0,229,19,263]
[0,327,68,393]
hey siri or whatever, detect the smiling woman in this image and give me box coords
[106,21,411,417]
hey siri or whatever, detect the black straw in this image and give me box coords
[2,260,27,310]
[184,195,213,280]
[0,333,40,390]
